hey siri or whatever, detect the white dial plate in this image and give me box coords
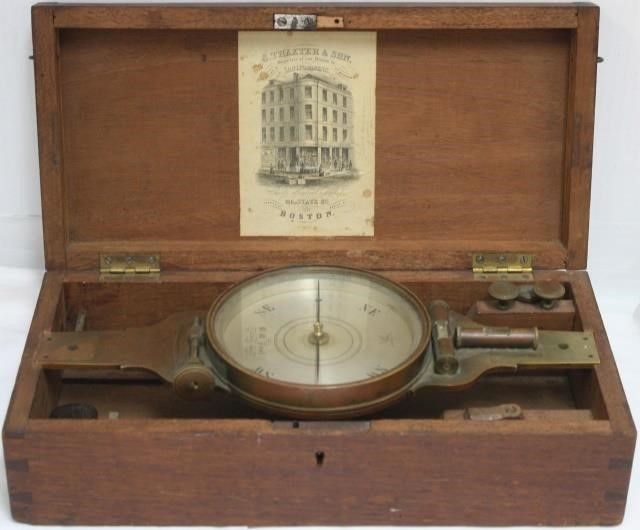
[212,269,424,385]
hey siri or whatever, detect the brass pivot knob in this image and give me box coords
[174,365,216,401]
[308,321,329,345]
[533,281,566,310]
[429,300,459,375]
[175,316,216,400]
[488,281,519,310]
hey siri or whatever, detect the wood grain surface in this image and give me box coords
[563,5,599,269]
[51,4,581,30]
[58,26,568,266]
[31,3,599,271]
[32,7,67,269]
[3,420,631,525]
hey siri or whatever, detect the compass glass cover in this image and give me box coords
[210,267,426,386]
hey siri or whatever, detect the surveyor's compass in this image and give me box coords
[36,266,599,419]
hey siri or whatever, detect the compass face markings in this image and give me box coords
[213,270,424,386]
[366,364,390,378]
[361,303,381,316]
[254,366,274,378]
[254,304,275,317]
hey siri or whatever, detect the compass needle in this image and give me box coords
[315,279,321,383]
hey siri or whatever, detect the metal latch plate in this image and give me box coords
[273,14,344,30]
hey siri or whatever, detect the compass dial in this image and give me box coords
[206,266,431,418]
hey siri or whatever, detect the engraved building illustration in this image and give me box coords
[260,73,354,180]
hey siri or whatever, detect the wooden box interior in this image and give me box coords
[29,271,607,423]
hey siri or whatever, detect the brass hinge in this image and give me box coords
[472,253,533,281]
[99,253,160,282]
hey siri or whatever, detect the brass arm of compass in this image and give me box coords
[410,301,600,392]
[34,311,223,401]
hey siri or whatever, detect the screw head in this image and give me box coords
[174,366,216,401]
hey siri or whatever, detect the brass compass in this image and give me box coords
[35,266,599,419]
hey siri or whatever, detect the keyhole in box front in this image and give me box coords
[315,450,325,466]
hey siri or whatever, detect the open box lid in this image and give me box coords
[32,3,599,274]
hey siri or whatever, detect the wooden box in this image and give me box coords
[3,2,635,525]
